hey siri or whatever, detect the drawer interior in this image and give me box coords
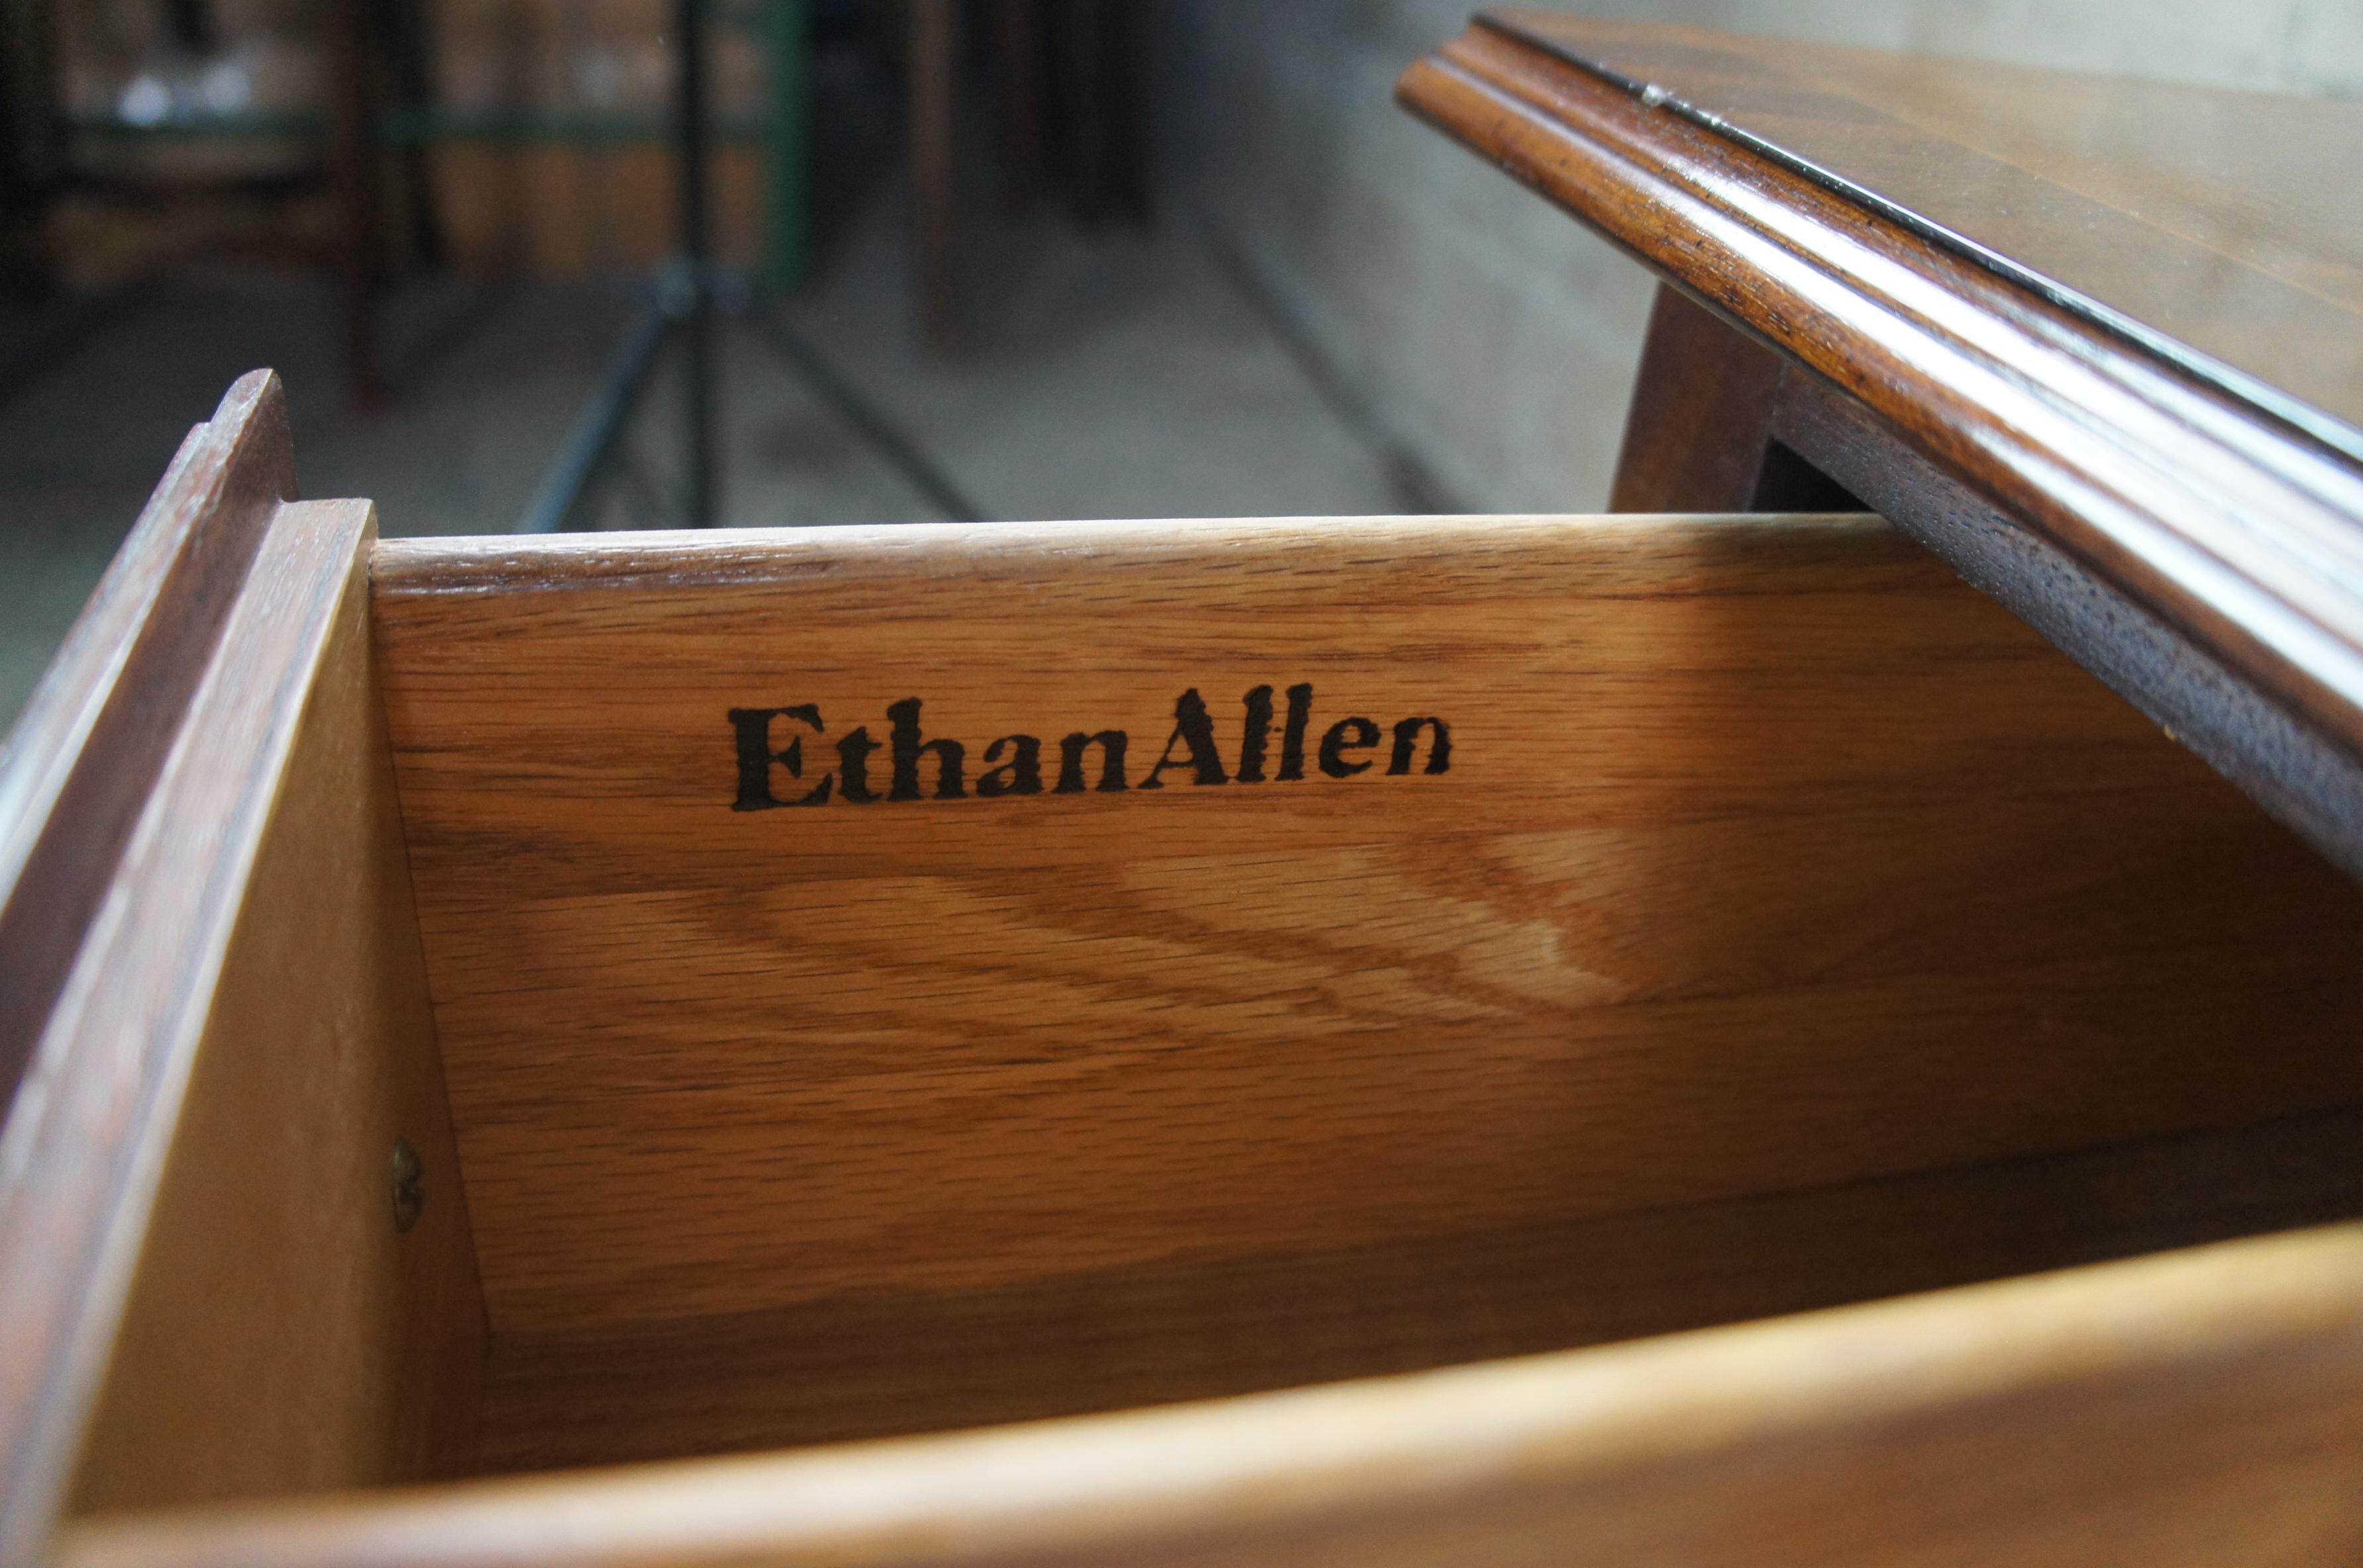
[58,508,2363,1523]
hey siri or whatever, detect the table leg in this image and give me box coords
[1608,284,1787,511]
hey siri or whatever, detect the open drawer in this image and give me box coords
[7,376,2363,1567]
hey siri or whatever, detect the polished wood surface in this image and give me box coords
[1614,283,2363,891]
[0,374,301,1563]
[371,515,2363,1349]
[0,371,292,1114]
[1609,285,1857,514]
[68,501,486,1516]
[1397,21,2363,877]
[58,1221,2363,1568]
[15,31,2363,1549]
[1487,11,2363,456]
[9,452,2363,1561]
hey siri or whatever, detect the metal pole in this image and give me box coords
[674,0,719,526]
[746,305,985,522]
[762,0,809,293]
[516,304,670,532]
[909,0,959,356]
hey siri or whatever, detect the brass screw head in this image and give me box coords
[391,1139,425,1234]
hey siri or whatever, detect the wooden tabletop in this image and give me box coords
[1399,12,2363,875]
[1482,13,2363,462]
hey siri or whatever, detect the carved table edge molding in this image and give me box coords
[1397,16,2363,877]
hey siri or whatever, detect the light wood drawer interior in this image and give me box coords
[49,506,2363,1563]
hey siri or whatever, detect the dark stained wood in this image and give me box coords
[1766,371,2363,864]
[1613,293,2353,846]
[1612,281,2363,874]
[1611,285,1858,514]
[1485,11,2363,461]
[68,500,486,1516]
[0,371,292,1124]
[0,496,482,1557]
[1397,22,2363,877]
[1609,285,1785,513]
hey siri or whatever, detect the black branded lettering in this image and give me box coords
[735,685,1450,809]
[835,726,881,803]
[729,706,832,810]
[1319,716,1380,777]
[1138,688,1229,789]
[1236,685,1274,783]
[889,697,967,801]
[1278,682,1313,781]
[1387,716,1452,775]
[977,734,1044,797]
[1056,730,1130,793]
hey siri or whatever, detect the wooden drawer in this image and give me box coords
[8,377,2363,1567]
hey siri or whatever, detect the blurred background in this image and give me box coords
[1,0,2358,732]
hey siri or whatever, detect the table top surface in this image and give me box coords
[1485,9,2363,461]
[1401,11,2363,877]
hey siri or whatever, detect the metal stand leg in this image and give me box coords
[909,0,960,357]
[675,0,720,528]
[517,0,722,532]
[744,305,983,521]
[331,0,387,407]
[517,305,670,534]
[519,0,988,534]
[763,0,811,293]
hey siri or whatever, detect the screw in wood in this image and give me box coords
[391,1138,425,1234]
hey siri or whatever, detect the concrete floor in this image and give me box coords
[0,187,1405,734]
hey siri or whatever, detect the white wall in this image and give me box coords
[1158,0,2363,513]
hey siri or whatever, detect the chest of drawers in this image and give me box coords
[7,13,2363,1566]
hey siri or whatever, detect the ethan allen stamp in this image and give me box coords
[729,684,1453,809]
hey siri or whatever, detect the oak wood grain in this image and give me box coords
[56,1220,2363,1568]
[67,500,487,1516]
[1397,23,2363,875]
[370,516,2363,1342]
[470,1106,2363,1475]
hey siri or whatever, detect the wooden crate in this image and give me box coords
[5,373,2362,1567]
